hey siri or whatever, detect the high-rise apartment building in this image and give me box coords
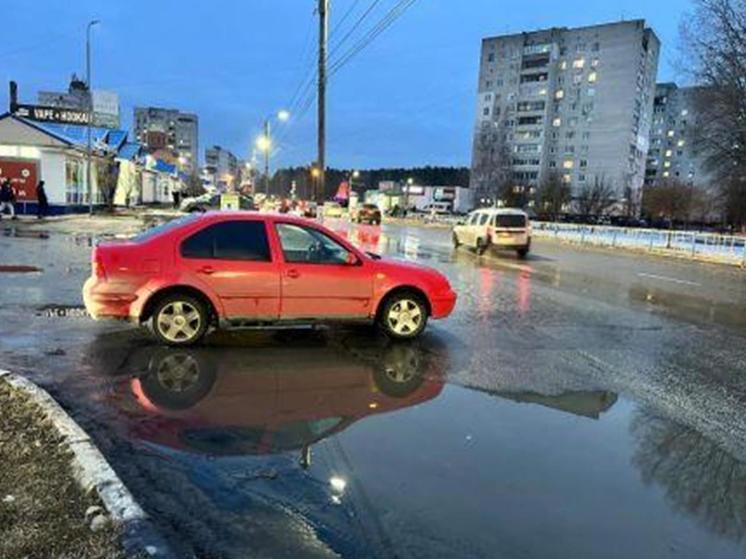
[471,20,660,211]
[133,107,198,172]
[645,83,712,188]
[205,145,239,190]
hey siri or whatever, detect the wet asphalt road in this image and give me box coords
[1,219,746,558]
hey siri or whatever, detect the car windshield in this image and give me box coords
[495,215,527,228]
[131,214,200,242]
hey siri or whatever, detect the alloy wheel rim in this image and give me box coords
[155,354,200,392]
[387,299,423,335]
[157,301,201,343]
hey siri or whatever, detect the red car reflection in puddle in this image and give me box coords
[108,340,446,458]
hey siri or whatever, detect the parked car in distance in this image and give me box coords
[352,204,382,225]
[421,202,452,216]
[452,208,531,257]
[180,193,255,213]
[83,212,457,345]
[322,202,345,218]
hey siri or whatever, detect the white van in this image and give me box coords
[452,208,531,257]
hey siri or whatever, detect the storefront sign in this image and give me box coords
[0,158,39,201]
[12,103,90,125]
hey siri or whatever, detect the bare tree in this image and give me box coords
[642,179,698,225]
[470,122,513,205]
[96,157,119,212]
[536,171,571,221]
[680,0,746,228]
[575,175,617,216]
[183,172,206,198]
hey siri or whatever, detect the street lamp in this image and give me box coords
[404,177,415,213]
[258,109,290,197]
[86,19,100,216]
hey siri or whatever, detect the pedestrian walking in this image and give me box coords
[36,180,48,219]
[0,178,17,220]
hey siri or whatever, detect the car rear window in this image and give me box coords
[132,214,200,243]
[181,220,271,261]
[495,215,527,228]
[479,213,490,225]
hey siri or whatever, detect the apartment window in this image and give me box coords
[677,139,686,147]
[562,174,572,183]
[579,159,588,168]
[485,80,493,88]
[538,88,548,96]
[488,53,495,62]
[552,117,562,127]
[563,160,574,169]
[483,107,490,116]
[588,72,598,83]
[587,88,596,97]
[667,130,675,137]
[665,149,673,157]
[566,131,575,139]
[572,58,585,69]
[681,109,689,116]
[573,74,583,85]
[555,89,565,100]
[549,160,557,168]
[497,79,504,87]
[592,42,600,52]
[663,171,670,178]
[568,117,578,127]
[565,145,575,153]
[591,58,600,68]
[579,174,587,182]
[560,60,568,70]
[664,161,672,168]
[582,131,591,140]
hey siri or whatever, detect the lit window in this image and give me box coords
[562,174,572,183]
[587,88,596,96]
[555,90,565,100]
[681,109,689,116]
[591,58,600,68]
[677,139,685,147]
[663,171,670,178]
[667,130,675,137]
[552,118,562,127]
[664,161,671,168]
[665,150,673,157]
[560,60,568,70]
[538,88,548,96]
[563,160,574,169]
[573,58,585,69]
[588,72,598,83]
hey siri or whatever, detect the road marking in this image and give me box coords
[636,272,701,287]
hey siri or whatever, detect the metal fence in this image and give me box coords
[532,222,746,266]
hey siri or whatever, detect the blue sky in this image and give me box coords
[1,0,693,169]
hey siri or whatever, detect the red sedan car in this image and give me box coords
[83,212,457,345]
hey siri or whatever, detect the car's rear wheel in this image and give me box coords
[378,292,429,340]
[150,294,208,346]
[476,236,490,255]
[452,232,461,248]
[517,238,531,258]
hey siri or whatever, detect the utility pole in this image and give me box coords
[317,0,328,202]
[263,118,271,196]
[86,20,100,215]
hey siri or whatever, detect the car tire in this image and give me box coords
[373,344,426,398]
[517,238,531,259]
[378,291,429,340]
[150,293,209,346]
[476,237,490,255]
[452,232,461,248]
[140,348,217,410]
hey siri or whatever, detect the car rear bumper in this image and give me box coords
[83,276,140,321]
[431,290,457,319]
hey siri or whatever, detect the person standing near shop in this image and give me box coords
[0,178,17,220]
[36,180,48,219]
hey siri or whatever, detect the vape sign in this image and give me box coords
[0,158,39,201]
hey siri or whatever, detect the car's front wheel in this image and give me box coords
[150,294,208,346]
[378,292,429,340]
[452,232,461,248]
[476,236,490,255]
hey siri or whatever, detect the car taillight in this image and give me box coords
[93,254,107,279]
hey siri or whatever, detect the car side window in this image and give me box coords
[276,223,351,265]
[181,221,271,261]
[468,213,480,225]
[479,213,490,226]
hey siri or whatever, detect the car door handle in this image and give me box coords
[286,269,301,279]
[197,266,215,275]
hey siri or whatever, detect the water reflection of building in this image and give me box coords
[631,410,746,541]
[497,390,617,419]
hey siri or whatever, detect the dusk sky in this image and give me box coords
[1,0,693,169]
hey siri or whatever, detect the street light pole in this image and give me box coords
[317,0,328,202]
[85,19,100,216]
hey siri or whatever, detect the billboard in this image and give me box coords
[0,158,39,201]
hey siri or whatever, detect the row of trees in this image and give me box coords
[267,165,470,200]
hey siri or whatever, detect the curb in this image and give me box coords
[0,369,179,559]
